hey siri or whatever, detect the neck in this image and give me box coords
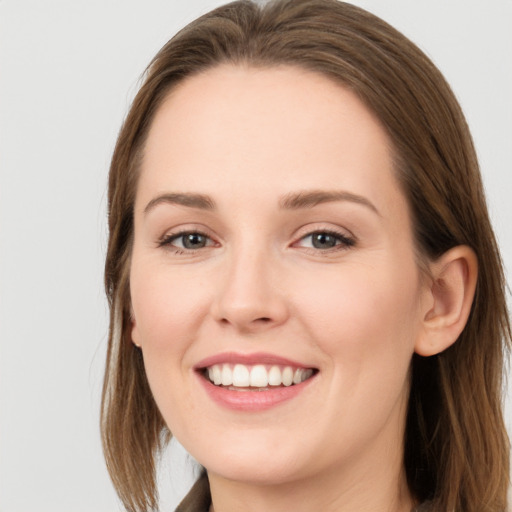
[207,444,414,512]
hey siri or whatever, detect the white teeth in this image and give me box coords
[221,365,233,386]
[232,364,250,387]
[212,365,222,385]
[250,365,268,387]
[268,365,282,386]
[282,366,293,386]
[206,363,314,388]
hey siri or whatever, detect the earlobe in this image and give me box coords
[415,245,478,357]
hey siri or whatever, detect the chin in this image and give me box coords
[185,435,311,485]
[204,459,304,486]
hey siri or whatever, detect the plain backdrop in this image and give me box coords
[1,1,511,511]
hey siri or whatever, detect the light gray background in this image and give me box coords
[1,1,511,510]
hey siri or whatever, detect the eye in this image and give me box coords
[158,230,215,251]
[296,230,355,251]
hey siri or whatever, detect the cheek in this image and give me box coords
[130,261,209,427]
[293,259,423,367]
[130,260,211,352]
[292,261,422,438]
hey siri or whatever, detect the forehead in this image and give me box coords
[138,64,405,218]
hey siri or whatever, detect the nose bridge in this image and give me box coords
[212,234,287,330]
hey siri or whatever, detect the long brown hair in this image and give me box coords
[101,1,511,510]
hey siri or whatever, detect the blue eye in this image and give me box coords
[310,232,339,249]
[298,231,355,250]
[179,233,209,249]
[159,231,213,251]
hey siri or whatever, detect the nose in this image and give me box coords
[210,246,289,334]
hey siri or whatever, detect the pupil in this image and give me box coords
[183,233,206,249]
[312,233,336,249]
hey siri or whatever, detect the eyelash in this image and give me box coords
[295,229,356,253]
[158,228,356,255]
[158,230,215,254]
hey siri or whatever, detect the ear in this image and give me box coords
[415,245,478,357]
[130,306,142,348]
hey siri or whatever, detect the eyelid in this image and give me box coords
[160,231,214,247]
[293,223,355,241]
[157,225,219,251]
[291,224,357,252]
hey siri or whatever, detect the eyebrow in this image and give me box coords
[144,192,216,214]
[279,190,380,215]
[143,189,380,216]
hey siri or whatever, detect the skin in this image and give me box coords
[130,64,438,512]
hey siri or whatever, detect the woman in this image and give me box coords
[101,1,511,511]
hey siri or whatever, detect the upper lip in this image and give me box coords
[194,352,316,370]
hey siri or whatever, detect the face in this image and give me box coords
[130,65,430,487]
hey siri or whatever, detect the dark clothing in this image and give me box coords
[175,472,211,512]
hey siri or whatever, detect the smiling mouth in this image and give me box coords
[201,363,317,391]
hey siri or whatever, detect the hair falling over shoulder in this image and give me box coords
[101,1,511,510]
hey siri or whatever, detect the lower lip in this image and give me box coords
[197,372,316,411]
